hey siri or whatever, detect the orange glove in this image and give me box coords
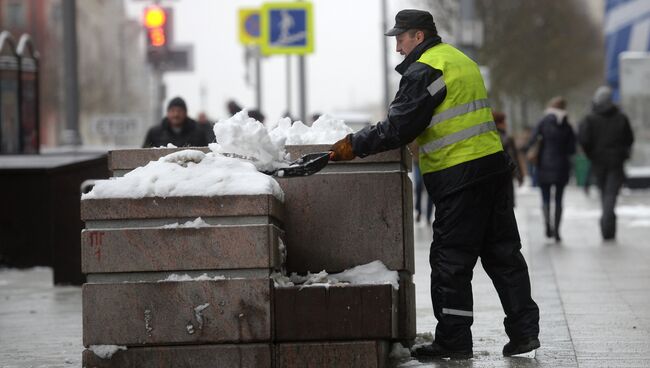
[329,134,355,161]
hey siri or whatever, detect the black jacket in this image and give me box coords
[143,118,211,148]
[578,104,634,170]
[349,36,509,202]
[527,110,576,185]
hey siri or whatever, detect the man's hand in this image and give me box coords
[329,134,355,161]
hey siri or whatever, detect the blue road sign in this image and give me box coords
[261,2,314,55]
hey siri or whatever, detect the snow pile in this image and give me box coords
[272,260,399,290]
[162,217,210,229]
[267,114,353,146]
[82,110,354,201]
[160,273,227,282]
[210,111,289,172]
[89,345,127,359]
[82,149,284,201]
[389,343,412,359]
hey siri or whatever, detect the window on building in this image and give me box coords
[3,0,27,29]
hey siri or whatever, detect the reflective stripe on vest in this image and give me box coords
[415,43,502,173]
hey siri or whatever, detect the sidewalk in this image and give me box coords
[1,186,650,367]
[407,185,650,367]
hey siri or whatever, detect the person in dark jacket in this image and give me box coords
[526,97,576,242]
[329,9,539,360]
[494,111,524,206]
[143,97,211,148]
[578,86,634,240]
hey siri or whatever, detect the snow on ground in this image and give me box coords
[272,260,399,290]
[82,111,355,201]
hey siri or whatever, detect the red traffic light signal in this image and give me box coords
[143,6,169,48]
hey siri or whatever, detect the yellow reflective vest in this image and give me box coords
[415,43,503,174]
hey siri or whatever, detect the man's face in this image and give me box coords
[167,106,187,128]
[396,30,424,57]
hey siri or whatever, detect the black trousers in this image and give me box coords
[426,172,539,350]
[593,165,625,239]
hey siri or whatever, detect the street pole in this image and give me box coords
[298,55,306,123]
[62,0,81,146]
[381,0,390,111]
[286,55,292,118]
[255,46,263,112]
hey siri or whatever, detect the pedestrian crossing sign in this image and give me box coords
[239,8,260,45]
[260,2,314,55]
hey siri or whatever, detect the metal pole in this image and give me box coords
[298,55,306,123]
[149,67,164,124]
[62,0,81,146]
[255,46,262,112]
[381,0,390,111]
[286,55,292,117]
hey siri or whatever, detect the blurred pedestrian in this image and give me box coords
[329,9,539,359]
[143,97,210,148]
[409,142,433,224]
[578,86,634,240]
[226,100,242,116]
[249,109,265,124]
[196,111,216,143]
[525,96,576,242]
[494,111,524,206]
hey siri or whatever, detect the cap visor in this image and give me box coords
[384,27,406,36]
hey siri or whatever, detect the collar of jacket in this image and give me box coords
[162,117,196,135]
[395,35,442,75]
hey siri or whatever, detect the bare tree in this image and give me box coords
[476,0,604,127]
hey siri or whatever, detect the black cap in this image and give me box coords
[385,9,437,36]
[167,97,187,112]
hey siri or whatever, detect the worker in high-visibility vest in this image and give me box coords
[329,9,540,360]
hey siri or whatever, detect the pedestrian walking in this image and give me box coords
[578,86,634,240]
[143,97,211,148]
[329,9,539,359]
[525,97,576,242]
[494,111,524,206]
[409,142,433,224]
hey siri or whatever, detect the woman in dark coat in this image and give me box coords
[526,97,576,242]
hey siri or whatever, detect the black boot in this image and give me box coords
[503,337,540,357]
[412,341,473,360]
[554,206,562,242]
[542,204,553,238]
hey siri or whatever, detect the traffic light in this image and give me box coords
[143,5,173,64]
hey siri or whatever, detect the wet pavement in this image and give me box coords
[1,186,650,367]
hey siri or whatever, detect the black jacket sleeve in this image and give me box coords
[350,62,446,157]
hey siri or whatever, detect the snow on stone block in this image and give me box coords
[81,224,285,274]
[82,278,271,346]
[82,344,272,368]
[274,284,397,341]
[83,149,284,201]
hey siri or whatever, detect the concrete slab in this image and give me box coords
[82,278,271,346]
[274,284,397,341]
[82,344,272,368]
[81,225,284,273]
[276,340,389,368]
[81,195,285,223]
[278,172,413,274]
